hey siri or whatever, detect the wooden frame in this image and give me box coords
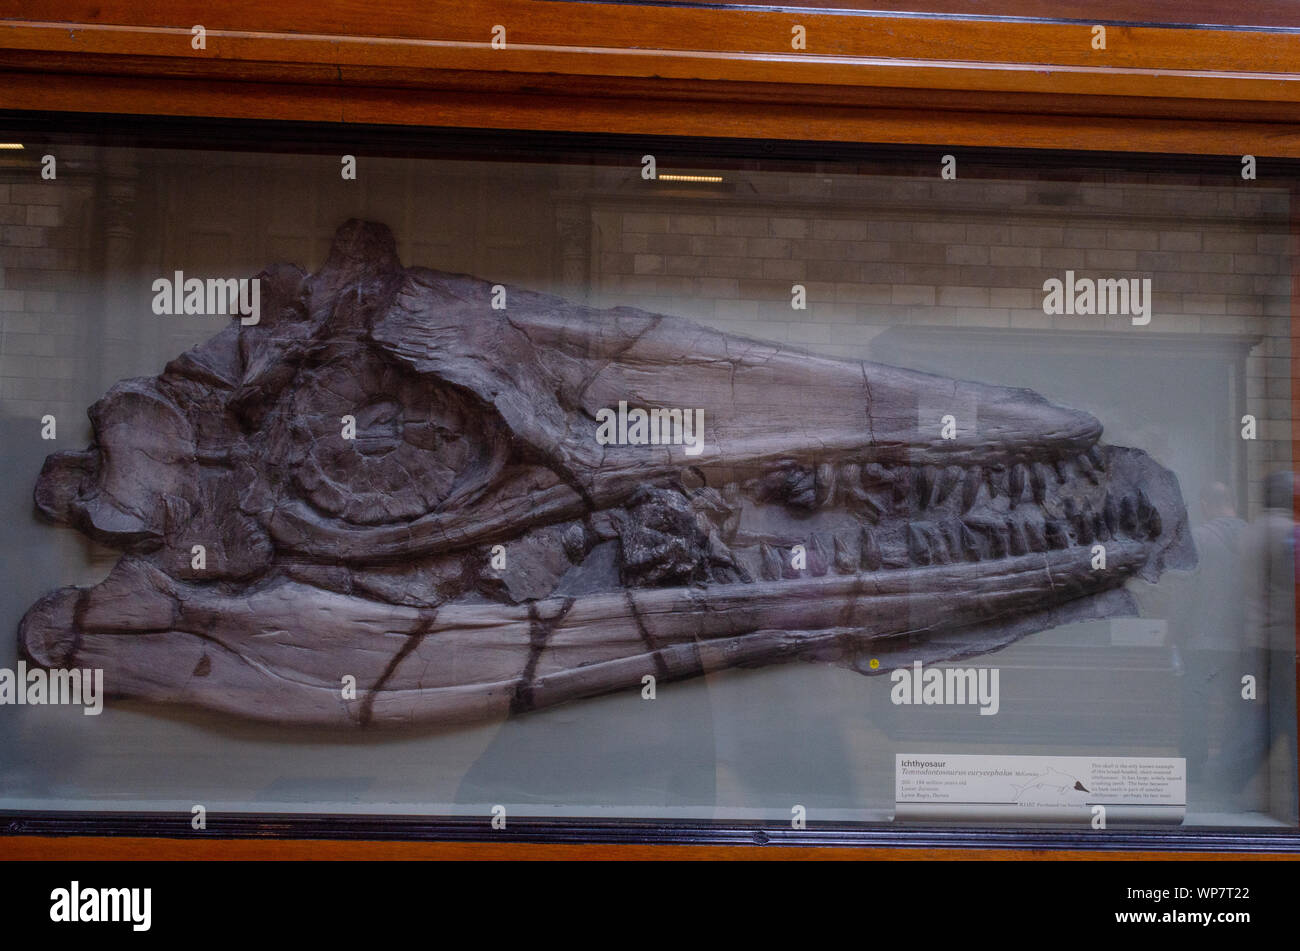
[1,1,1300,154]
[0,1,1298,860]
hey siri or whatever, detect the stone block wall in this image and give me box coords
[585,172,1292,515]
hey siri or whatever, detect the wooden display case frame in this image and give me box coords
[1,0,1298,860]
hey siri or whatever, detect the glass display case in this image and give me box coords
[0,118,1295,851]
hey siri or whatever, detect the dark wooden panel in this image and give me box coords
[2,1,1299,153]
[6,71,1300,157]
[2,836,1296,860]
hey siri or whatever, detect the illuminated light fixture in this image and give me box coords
[657,173,724,183]
[0,143,25,150]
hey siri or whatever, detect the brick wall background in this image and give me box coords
[0,154,97,444]
[584,172,1292,518]
[0,150,1292,519]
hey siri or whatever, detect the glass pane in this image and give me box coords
[0,125,1295,838]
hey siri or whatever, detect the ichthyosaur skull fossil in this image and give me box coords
[18,219,1195,728]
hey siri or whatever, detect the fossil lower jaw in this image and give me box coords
[18,539,1153,729]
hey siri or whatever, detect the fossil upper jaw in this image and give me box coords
[18,219,1195,728]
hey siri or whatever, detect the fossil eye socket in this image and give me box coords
[266,350,504,526]
[352,399,403,456]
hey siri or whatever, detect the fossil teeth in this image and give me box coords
[1007,519,1029,556]
[928,526,951,564]
[1052,458,1069,484]
[987,523,1008,559]
[833,534,855,573]
[1103,494,1119,537]
[959,522,983,562]
[1063,497,1078,519]
[862,463,892,487]
[937,465,963,504]
[961,466,982,512]
[859,526,882,571]
[984,466,1006,500]
[708,530,752,584]
[1009,463,1027,507]
[916,465,935,509]
[838,463,861,506]
[815,463,836,508]
[858,491,883,523]
[1074,506,1095,545]
[1092,509,1108,542]
[721,483,742,535]
[1045,520,1071,550]
[760,542,784,581]
[750,465,813,509]
[893,467,914,506]
[942,521,963,559]
[1086,445,1106,471]
[907,523,933,566]
[1024,519,1047,553]
[733,560,755,586]
[1120,495,1139,534]
[849,466,883,521]
[755,466,817,509]
[1145,505,1163,539]
[1077,452,1100,484]
[809,534,831,576]
[927,466,946,507]
[1136,488,1154,522]
[787,467,818,509]
[964,518,1007,559]
[562,523,588,562]
[1030,463,1048,504]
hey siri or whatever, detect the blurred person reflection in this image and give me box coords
[1236,470,1297,814]
[1176,483,1249,806]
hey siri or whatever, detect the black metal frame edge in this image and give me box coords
[4,111,1299,175]
[3,813,1299,852]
